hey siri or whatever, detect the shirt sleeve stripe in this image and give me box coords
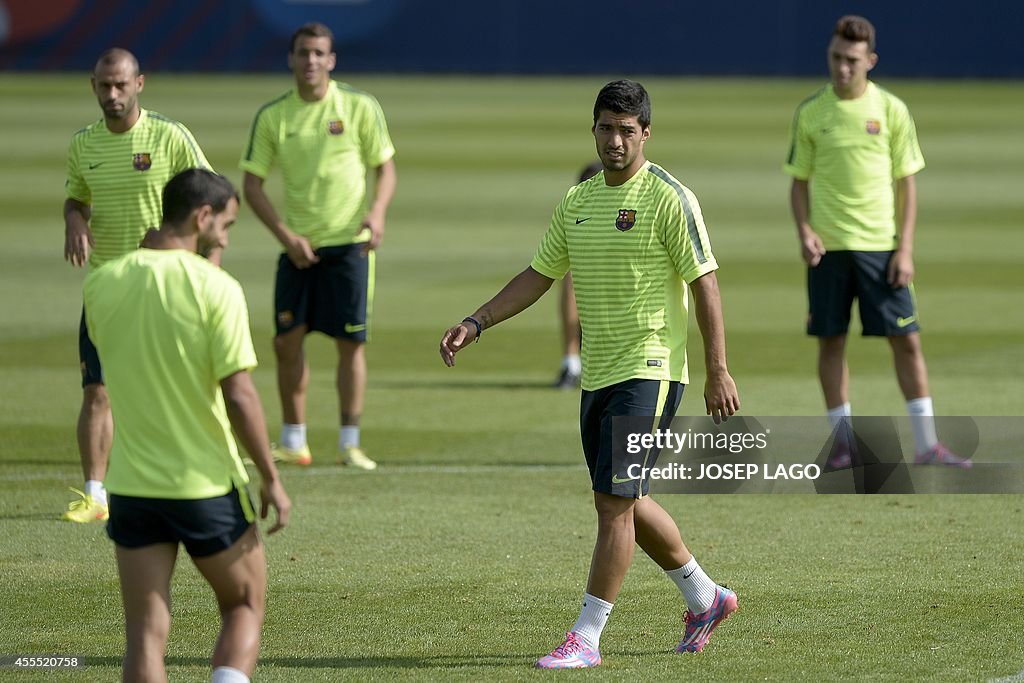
[243,92,289,162]
[647,164,708,264]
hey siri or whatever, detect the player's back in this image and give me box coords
[83,249,253,499]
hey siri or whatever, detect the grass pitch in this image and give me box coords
[0,74,1022,681]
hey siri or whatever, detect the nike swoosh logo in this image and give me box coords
[344,323,366,333]
[611,474,637,484]
[575,217,591,224]
[896,316,916,328]
[820,127,834,134]
[286,131,299,138]
[88,162,104,169]
[682,570,695,579]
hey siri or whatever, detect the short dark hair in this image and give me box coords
[834,15,876,52]
[593,80,651,129]
[291,22,335,53]
[95,48,140,77]
[162,169,238,226]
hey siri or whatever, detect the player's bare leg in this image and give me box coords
[273,326,309,426]
[887,332,929,400]
[633,496,691,568]
[817,335,849,409]
[586,492,636,601]
[336,339,375,469]
[116,542,177,683]
[78,384,113,482]
[192,526,266,679]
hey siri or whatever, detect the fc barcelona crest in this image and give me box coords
[328,120,345,135]
[865,120,881,135]
[615,209,637,231]
[132,153,152,171]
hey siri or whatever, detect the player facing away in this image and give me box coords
[552,160,604,390]
[84,169,291,683]
[62,48,213,522]
[241,22,396,470]
[784,15,970,468]
[440,80,740,668]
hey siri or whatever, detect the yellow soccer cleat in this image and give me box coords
[271,444,313,466]
[340,446,377,470]
[61,488,109,523]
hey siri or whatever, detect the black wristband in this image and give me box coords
[462,316,482,342]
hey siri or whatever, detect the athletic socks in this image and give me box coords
[907,397,939,453]
[211,667,249,683]
[339,425,360,449]
[666,556,718,614]
[570,593,613,649]
[84,479,106,506]
[280,423,307,450]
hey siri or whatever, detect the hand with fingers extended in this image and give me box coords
[704,369,740,424]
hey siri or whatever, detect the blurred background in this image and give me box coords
[1,0,1023,75]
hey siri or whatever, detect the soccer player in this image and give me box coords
[552,160,604,390]
[440,80,740,668]
[85,169,291,683]
[62,48,213,522]
[784,15,970,468]
[240,22,396,470]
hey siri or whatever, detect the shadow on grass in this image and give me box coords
[82,654,534,670]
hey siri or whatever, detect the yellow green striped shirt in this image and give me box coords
[531,161,719,391]
[239,80,396,248]
[65,108,211,267]
[784,82,925,251]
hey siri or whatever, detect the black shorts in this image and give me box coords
[79,307,103,387]
[107,486,256,558]
[275,243,373,341]
[580,379,684,499]
[807,250,920,337]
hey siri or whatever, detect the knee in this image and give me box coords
[819,335,847,358]
[273,333,303,361]
[889,333,922,357]
[593,493,634,525]
[337,339,364,360]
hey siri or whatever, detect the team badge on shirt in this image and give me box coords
[328,120,345,135]
[615,209,637,231]
[865,120,881,135]
[132,153,152,171]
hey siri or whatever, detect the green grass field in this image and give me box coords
[0,74,1022,681]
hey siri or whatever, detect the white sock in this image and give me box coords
[562,354,582,376]
[907,397,938,454]
[570,592,613,649]
[211,666,249,683]
[667,556,718,614]
[84,480,106,505]
[280,423,306,450]
[826,402,853,449]
[340,425,360,449]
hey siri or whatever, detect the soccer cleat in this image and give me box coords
[271,444,312,466]
[676,585,738,653]
[535,632,601,669]
[340,446,377,470]
[553,367,581,390]
[61,488,109,523]
[825,444,853,470]
[914,442,971,469]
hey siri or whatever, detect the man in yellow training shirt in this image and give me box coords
[241,22,396,470]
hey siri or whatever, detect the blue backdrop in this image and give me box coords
[1,0,1022,76]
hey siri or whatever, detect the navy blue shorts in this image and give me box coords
[275,243,373,341]
[107,486,256,558]
[79,307,103,387]
[580,379,684,499]
[807,250,919,337]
